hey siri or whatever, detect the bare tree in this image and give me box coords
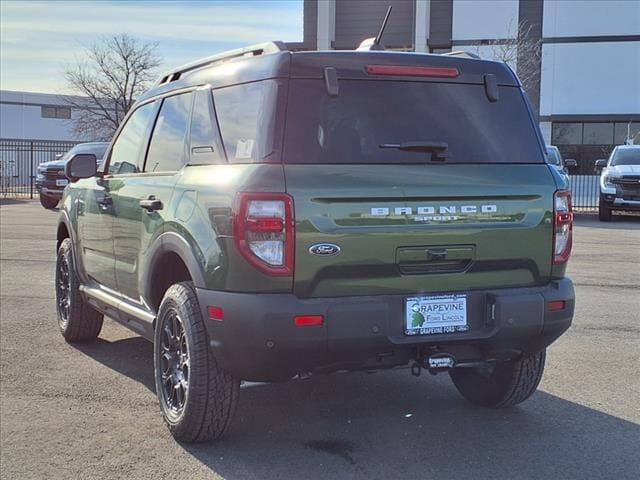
[63,34,161,141]
[472,20,541,93]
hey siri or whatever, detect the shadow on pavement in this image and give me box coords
[73,337,155,392]
[72,338,640,479]
[185,373,640,479]
[0,198,34,206]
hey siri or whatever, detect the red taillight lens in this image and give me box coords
[294,315,324,327]
[233,193,294,276]
[553,191,573,265]
[365,64,459,78]
[207,306,225,321]
[547,300,566,312]
[245,218,284,233]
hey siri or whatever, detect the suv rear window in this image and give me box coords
[283,80,544,164]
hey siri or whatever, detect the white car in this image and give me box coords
[596,145,640,221]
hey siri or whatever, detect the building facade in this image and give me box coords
[0,90,88,142]
[301,0,640,168]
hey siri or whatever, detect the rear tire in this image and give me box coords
[40,194,58,209]
[55,238,103,341]
[154,282,239,443]
[598,201,612,222]
[450,350,546,408]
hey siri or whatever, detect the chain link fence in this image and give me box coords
[0,139,79,198]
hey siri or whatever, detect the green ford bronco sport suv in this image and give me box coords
[55,41,575,442]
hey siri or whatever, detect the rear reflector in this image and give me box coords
[207,306,225,321]
[294,315,324,327]
[365,64,459,78]
[547,300,566,312]
[245,217,284,233]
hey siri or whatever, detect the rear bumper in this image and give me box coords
[197,278,574,382]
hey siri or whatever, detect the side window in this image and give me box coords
[189,89,226,164]
[109,102,156,174]
[145,92,193,173]
[213,80,279,163]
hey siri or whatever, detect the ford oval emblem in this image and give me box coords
[309,243,341,256]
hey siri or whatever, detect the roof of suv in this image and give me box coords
[138,43,520,102]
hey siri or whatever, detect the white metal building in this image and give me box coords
[0,90,88,142]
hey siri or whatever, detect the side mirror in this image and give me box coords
[65,153,97,182]
[594,159,607,174]
[564,158,577,169]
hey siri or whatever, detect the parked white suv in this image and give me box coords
[596,145,640,221]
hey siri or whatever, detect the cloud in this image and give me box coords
[0,0,303,93]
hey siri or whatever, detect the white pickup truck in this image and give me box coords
[596,145,640,221]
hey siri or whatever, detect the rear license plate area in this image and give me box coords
[404,294,469,336]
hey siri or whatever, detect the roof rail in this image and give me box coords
[156,41,289,85]
[441,50,481,60]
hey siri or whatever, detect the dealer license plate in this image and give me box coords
[404,294,468,336]
[56,179,68,187]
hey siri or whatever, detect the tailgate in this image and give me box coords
[286,164,556,298]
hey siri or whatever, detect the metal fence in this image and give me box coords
[568,174,599,212]
[0,139,78,198]
[0,140,601,212]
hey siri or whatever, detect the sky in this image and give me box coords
[0,0,303,94]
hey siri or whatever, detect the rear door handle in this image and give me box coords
[139,196,163,212]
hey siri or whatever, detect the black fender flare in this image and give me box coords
[141,231,207,303]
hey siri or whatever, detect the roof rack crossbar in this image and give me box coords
[156,41,288,85]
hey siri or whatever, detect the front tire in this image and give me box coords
[450,350,546,408]
[598,201,612,221]
[40,193,58,209]
[154,282,239,443]
[55,238,103,341]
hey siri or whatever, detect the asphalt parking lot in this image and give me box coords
[1,199,639,480]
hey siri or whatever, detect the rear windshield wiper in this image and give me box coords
[379,141,449,161]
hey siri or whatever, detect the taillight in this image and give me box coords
[294,315,324,327]
[365,64,460,78]
[547,300,566,312]
[553,191,573,265]
[233,193,294,276]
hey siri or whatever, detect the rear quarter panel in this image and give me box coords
[169,163,291,292]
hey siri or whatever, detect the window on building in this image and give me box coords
[552,123,582,145]
[145,92,193,173]
[41,106,71,119]
[583,123,613,145]
[109,102,157,174]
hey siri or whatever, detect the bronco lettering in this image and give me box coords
[370,205,498,215]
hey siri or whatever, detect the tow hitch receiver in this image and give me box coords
[428,354,456,371]
[412,353,457,376]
